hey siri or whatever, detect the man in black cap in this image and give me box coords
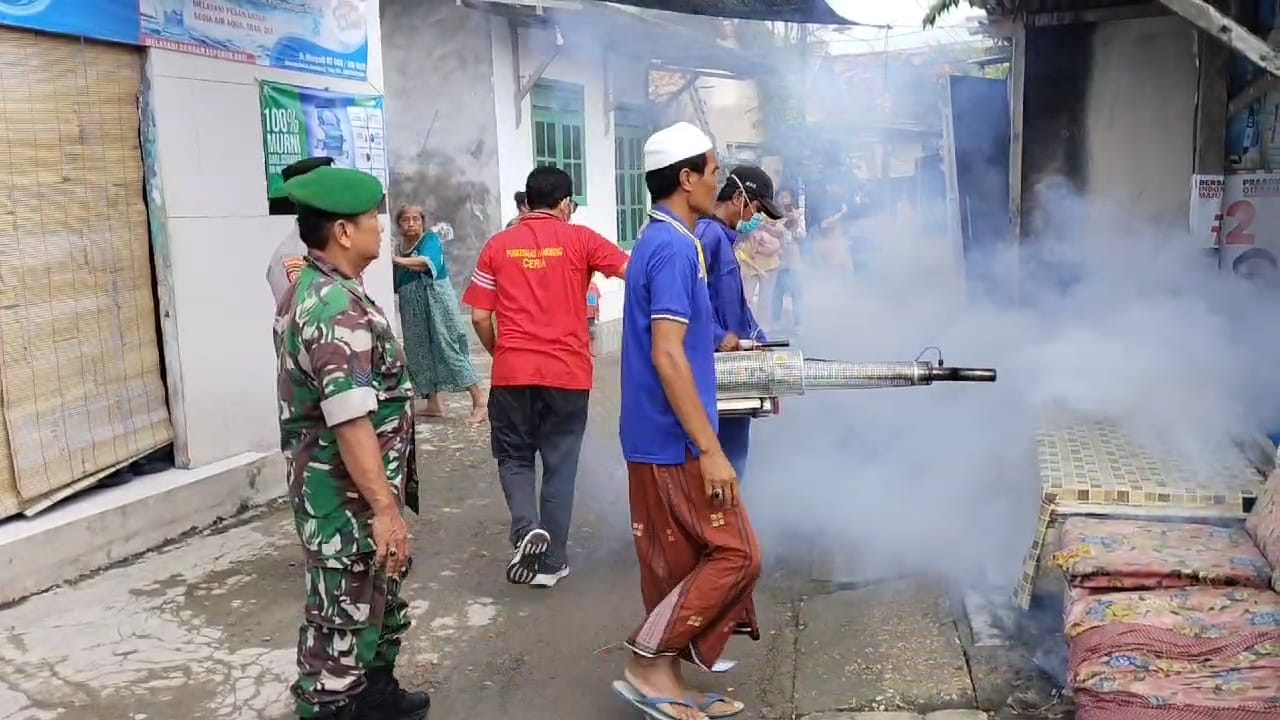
[505,190,529,229]
[693,165,782,482]
[266,156,336,305]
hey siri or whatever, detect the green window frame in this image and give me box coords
[531,81,587,206]
[614,109,649,250]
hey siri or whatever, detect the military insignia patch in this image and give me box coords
[352,365,374,388]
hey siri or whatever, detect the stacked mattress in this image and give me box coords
[1050,471,1280,719]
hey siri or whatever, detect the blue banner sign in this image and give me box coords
[0,0,142,45]
[140,0,369,81]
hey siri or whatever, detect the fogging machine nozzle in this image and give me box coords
[715,347,997,418]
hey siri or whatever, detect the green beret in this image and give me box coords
[284,166,384,216]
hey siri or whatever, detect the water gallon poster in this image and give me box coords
[141,0,370,80]
[259,80,387,204]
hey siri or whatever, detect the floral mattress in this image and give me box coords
[1053,518,1273,591]
[1065,586,1280,719]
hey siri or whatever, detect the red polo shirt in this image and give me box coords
[462,212,628,390]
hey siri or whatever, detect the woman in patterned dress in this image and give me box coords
[392,204,487,424]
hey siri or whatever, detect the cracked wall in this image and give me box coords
[381,1,502,294]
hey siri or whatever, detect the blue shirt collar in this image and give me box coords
[651,204,696,233]
[706,215,740,244]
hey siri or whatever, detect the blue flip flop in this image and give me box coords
[611,680,705,719]
[690,692,744,719]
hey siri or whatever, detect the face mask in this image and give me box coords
[737,214,763,235]
[729,174,763,235]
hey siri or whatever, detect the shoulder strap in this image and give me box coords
[646,210,707,279]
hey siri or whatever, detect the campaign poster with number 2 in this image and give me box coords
[1217,173,1280,281]
[259,80,387,204]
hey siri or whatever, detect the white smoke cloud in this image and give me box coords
[552,12,1280,595]
[745,179,1280,588]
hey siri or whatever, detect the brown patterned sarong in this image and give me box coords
[625,454,763,669]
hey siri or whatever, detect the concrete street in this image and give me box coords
[0,356,1064,720]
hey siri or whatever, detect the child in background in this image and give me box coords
[587,280,601,347]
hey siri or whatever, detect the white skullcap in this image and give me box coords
[643,122,713,172]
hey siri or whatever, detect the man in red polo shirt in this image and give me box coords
[463,166,629,589]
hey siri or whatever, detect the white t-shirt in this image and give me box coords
[266,227,307,306]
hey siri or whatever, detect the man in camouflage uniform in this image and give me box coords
[274,165,429,720]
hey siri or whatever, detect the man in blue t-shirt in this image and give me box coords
[615,122,763,720]
[694,165,782,480]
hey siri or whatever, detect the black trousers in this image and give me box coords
[488,386,590,570]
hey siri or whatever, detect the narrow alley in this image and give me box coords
[4,2,1280,720]
[0,357,1047,720]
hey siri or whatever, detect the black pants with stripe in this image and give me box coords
[488,386,590,571]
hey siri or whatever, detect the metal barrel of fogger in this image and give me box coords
[714,348,996,416]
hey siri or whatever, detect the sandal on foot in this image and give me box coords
[690,692,744,719]
[611,680,707,720]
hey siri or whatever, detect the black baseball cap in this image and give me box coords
[284,156,335,181]
[727,165,782,219]
[269,156,337,200]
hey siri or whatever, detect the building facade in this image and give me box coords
[382,0,762,348]
[0,0,395,603]
[0,0,762,604]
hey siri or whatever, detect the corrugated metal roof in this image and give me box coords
[599,0,859,25]
[579,3,771,75]
[466,1,769,76]
[974,0,1150,15]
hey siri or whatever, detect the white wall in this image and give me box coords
[1084,16,1196,227]
[699,77,764,149]
[149,4,393,469]
[492,21,646,324]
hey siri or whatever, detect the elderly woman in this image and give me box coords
[393,204,486,424]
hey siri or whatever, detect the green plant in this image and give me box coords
[923,0,966,28]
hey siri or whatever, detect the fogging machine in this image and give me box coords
[716,340,997,419]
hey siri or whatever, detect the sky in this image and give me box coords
[823,0,985,54]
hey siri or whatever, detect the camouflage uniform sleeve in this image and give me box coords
[297,283,380,427]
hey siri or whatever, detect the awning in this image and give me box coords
[462,1,769,75]
[562,2,772,76]
[599,0,863,25]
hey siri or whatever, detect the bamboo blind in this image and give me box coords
[0,29,172,518]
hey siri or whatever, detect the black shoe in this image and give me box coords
[361,668,430,719]
[506,528,550,585]
[305,702,360,720]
